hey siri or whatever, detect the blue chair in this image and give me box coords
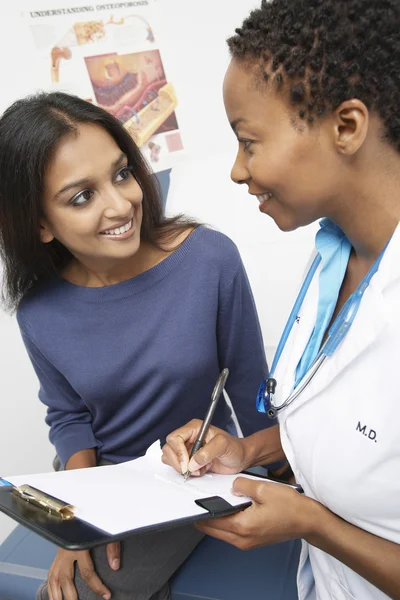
[0,526,52,600]
[171,535,300,599]
[0,524,299,600]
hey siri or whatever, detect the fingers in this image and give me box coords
[161,439,187,474]
[48,576,77,600]
[48,549,111,600]
[233,476,299,505]
[106,541,121,570]
[196,520,244,548]
[187,432,235,472]
[197,478,306,551]
[163,422,241,476]
[195,513,255,551]
[164,420,203,473]
[48,555,77,600]
[232,477,269,503]
[76,551,111,599]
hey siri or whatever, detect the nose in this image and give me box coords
[230,150,250,185]
[102,185,134,219]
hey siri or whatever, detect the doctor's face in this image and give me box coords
[223,59,343,232]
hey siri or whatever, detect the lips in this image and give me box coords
[254,192,273,213]
[100,219,132,236]
[256,192,273,204]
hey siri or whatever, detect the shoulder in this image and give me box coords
[17,278,64,333]
[191,226,242,265]
[180,226,247,292]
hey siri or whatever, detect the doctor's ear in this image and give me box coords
[39,223,55,244]
[332,99,369,156]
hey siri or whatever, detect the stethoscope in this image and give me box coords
[257,244,388,419]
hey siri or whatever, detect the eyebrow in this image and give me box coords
[230,118,249,134]
[54,152,127,199]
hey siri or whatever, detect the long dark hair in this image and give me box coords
[0,91,198,312]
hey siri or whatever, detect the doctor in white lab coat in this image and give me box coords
[162,0,400,598]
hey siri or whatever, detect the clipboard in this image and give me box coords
[0,442,253,551]
[0,484,250,551]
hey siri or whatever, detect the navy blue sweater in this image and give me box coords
[17,227,270,466]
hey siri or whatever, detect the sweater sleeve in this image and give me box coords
[17,317,100,467]
[217,256,277,437]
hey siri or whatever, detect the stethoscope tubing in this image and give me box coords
[261,238,389,418]
[267,354,327,417]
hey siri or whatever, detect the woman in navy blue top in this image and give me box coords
[0,92,272,600]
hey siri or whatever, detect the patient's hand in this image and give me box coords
[47,542,120,600]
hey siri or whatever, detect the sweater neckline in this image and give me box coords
[55,225,204,301]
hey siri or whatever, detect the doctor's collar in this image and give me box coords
[318,218,346,236]
[316,218,349,252]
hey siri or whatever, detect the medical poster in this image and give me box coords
[22,1,183,172]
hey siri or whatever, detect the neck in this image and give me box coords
[327,165,400,265]
[64,241,162,287]
[334,208,398,263]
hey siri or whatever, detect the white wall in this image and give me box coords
[158,0,318,344]
[0,0,317,541]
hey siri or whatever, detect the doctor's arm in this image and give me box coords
[198,477,400,600]
[163,428,400,599]
[307,499,400,599]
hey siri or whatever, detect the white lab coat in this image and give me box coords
[274,223,400,600]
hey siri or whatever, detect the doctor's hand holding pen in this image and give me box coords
[162,419,283,478]
[163,423,400,600]
[162,421,317,547]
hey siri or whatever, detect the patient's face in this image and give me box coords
[40,123,144,268]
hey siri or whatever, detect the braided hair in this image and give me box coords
[228,0,400,150]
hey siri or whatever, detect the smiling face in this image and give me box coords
[223,59,348,232]
[40,123,144,268]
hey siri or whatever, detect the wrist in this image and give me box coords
[241,433,266,470]
[299,496,328,541]
[65,448,97,470]
[241,425,284,469]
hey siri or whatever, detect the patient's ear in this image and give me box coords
[39,223,55,243]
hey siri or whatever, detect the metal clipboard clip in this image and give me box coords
[12,484,75,520]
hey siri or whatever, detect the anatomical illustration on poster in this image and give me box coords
[23,2,183,172]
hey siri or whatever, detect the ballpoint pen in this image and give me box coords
[183,368,229,482]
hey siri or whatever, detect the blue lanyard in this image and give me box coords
[257,245,387,414]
